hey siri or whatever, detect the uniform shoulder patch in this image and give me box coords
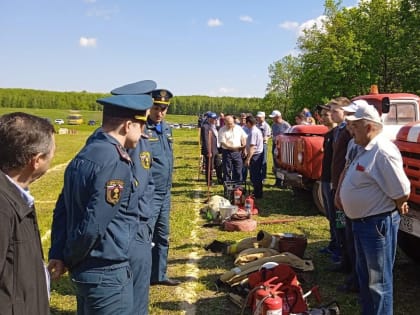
[139,151,151,169]
[106,180,124,205]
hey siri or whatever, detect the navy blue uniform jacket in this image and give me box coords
[145,118,173,193]
[49,130,139,270]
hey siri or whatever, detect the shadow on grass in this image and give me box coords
[254,187,320,217]
[177,140,199,146]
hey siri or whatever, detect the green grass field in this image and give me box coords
[3,108,419,314]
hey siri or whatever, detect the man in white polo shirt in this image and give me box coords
[338,102,410,315]
[218,114,247,182]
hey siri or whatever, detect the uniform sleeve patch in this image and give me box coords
[106,180,124,205]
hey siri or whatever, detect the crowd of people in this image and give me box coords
[0,88,411,315]
[199,100,411,315]
[199,110,291,198]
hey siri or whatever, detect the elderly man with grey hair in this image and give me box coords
[338,102,410,315]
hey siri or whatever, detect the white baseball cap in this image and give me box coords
[269,110,281,118]
[342,99,370,114]
[256,111,265,118]
[346,102,381,124]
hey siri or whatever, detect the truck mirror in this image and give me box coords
[382,97,390,114]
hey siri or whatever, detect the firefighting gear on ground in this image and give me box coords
[200,191,339,314]
[198,174,340,314]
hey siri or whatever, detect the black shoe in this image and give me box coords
[151,278,181,286]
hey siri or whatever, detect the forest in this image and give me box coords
[0,0,418,122]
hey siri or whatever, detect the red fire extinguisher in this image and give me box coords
[253,277,278,314]
[245,195,254,217]
[254,279,284,315]
[261,290,284,315]
[234,187,242,206]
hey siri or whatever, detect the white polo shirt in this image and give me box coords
[218,124,247,148]
[340,133,410,219]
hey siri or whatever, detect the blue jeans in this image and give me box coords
[71,262,133,315]
[352,211,400,315]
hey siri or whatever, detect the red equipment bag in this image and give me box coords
[247,264,308,314]
[223,218,257,232]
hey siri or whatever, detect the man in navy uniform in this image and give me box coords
[48,93,152,314]
[111,80,156,315]
[146,89,180,286]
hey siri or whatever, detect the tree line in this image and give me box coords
[0,88,269,118]
[1,0,418,123]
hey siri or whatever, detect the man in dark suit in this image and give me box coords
[200,112,220,186]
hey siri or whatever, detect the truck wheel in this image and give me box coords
[312,181,326,216]
[398,230,420,264]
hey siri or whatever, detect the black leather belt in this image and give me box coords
[352,209,398,223]
[224,148,241,152]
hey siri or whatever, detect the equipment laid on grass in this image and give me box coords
[219,252,314,287]
[257,230,308,259]
[223,180,253,207]
[239,264,310,315]
[223,217,257,232]
[234,248,280,265]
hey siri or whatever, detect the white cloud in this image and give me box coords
[207,18,223,27]
[298,15,327,35]
[278,21,299,30]
[239,15,253,23]
[79,37,97,48]
[84,0,96,3]
[279,16,327,36]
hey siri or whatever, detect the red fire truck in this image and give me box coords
[394,122,420,262]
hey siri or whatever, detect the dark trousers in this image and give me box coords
[330,189,344,257]
[261,143,268,180]
[249,152,263,198]
[129,222,152,315]
[203,153,223,184]
[149,191,171,283]
[203,153,216,184]
[344,216,359,289]
[222,149,243,182]
[322,181,338,252]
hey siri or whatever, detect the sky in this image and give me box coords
[0,0,359,98]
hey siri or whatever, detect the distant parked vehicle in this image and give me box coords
[54,119,65,125]
[88,120,96,126]
[172,123,181,129]
[67,112,83,125]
